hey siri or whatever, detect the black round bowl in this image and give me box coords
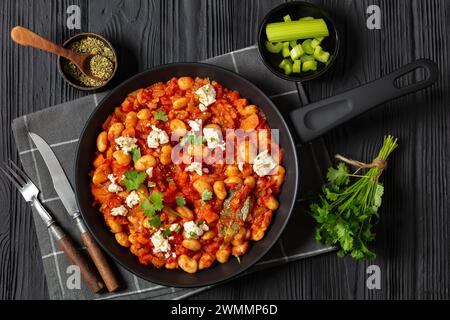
[75,62,299,288]
[57,32,118,91]
[257,1,339,82]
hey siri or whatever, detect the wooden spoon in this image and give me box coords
[11,26,104,81]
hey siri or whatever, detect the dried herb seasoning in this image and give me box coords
[61,36,115,87]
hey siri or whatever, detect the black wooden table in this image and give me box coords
[1,0,449,300]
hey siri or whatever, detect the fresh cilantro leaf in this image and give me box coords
[154,110,168,122]
[197,220,205,226]
[326,162,350,186]
[131,148,141,163]
[189,231,197,238]
[175,196,186,207]
[201,189,213,202]
[122,170,146,191]
[162,228,171,237]
[149,215,161,228]
[309,135,398,261]
[149,191,164,211]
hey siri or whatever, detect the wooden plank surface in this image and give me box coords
[0,0,449,299]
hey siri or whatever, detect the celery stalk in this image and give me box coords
[311,38,321,49]
[283,14,292,22]
[290,44,305,60]
[289,40,297,48]
[301,55,315,63]
[281,42,290,58]
[266,19,329,42]
[265,41,284,53]
[293,60,301,73]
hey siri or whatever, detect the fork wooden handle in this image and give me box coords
[81,231,120,292]
[49,224,104,293]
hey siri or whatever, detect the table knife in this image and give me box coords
[29,132,120,292]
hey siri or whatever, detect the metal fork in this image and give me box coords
[0,159,104,293]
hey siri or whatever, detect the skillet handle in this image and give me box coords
[290,59,438,143]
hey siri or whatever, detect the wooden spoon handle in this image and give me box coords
[81,231,120,292]
[11,26,80,63]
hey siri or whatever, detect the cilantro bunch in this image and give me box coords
[310,135,398,261]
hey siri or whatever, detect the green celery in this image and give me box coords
[314,46,330,63]
[283,14,292,22]
[302,60,318,72]
[266,19,329,42]
[289,40,297,48]
[311,38,322,49]
[281,42,290,58]
[302,39,314,54]
[301,54,315,63]
[293,60,301,73]
[279,59,293,75]
[265,41,283,53]
[290,44,305,60]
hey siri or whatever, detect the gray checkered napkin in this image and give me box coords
[11,46,334,300]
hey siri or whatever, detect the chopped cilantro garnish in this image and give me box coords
[175,196,186,207]
[189,231,197,238]
[154,110,168,122]
[162,228,171,237]
[149,215,161,228]
[141,191,164,217]
[131,148,141,163]
[201,189,213,203]
[122,170,146,191]
[198,220,205,226]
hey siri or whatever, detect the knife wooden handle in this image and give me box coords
[81,231,120,292]
[52,228,104,293]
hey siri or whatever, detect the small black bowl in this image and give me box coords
[257,1,339,82]
[57,32,118,91]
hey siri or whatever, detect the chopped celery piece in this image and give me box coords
[281,42,290,58]
[301,54,315,63]
[283,14,292,22]
[266,19,329,42]
[289,40,297,48]
[279,59,293,75]
[293,60,301,73]
[311,38,321,49]
[313,46,330,63]
[299,16,314,20]
[316,36,325,42]
[302,60,318,72]
[265,41,284,53]
[301,39,314,54]
[290,44,305,60]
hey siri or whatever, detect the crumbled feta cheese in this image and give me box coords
[107,174,123,193]
[172,252,176,258]
[238,162,244,172]
[110,205,128,216]
[115,136,138,154]
[185,162,202,176]
[168,236,174,241]
[151,230,171,254]
[199,223,209,232]
[125,190,140,208]
[203,127,225,150]
[202,168,209,173]
[183,221,204,239]
[169,223,179,232]
[195,84,216,111]
[188,119,202,132]
[147,125,169,148]
[146,167,153,179]
[253,150,277,177]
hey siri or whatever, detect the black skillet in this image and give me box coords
[75,58,437,288]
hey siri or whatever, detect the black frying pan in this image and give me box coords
[75,60,437,288]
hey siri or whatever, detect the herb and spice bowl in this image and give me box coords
[58,33,117,91]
